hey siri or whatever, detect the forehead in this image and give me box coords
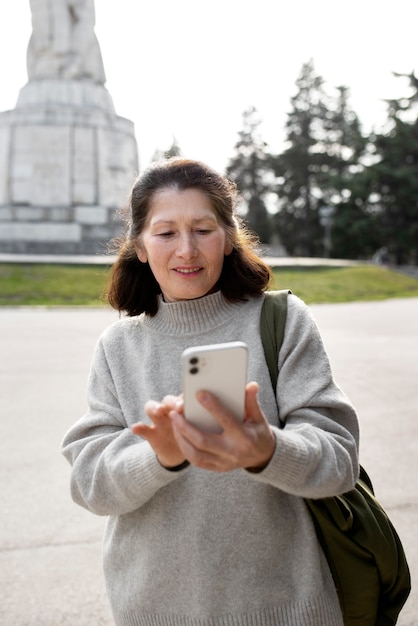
[147,187,217,221]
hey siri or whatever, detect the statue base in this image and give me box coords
[0,80,138,254]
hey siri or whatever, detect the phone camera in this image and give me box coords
[189,356,199,375]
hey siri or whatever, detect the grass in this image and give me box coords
[270,265,418,303]
[0,263,111,306]
[0,262,418,307]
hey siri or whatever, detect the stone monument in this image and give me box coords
[0,0,138,254]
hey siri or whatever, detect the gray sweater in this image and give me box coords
[62,291,359,626]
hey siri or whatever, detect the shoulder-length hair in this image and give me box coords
[105,158,272,316]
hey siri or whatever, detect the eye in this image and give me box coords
[157,231,174,238]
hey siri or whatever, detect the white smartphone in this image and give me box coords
[181,341,248,434]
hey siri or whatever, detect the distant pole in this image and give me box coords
[319,205,335,258]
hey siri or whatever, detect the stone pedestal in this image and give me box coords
[0,79,138,254]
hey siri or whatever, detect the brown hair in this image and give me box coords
[105,158,272,316]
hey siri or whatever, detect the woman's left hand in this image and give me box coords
[169,381,276,473]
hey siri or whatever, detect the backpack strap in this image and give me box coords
[261,289,411,622]
[260,290,291,391]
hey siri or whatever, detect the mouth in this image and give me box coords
[174,267,203,275]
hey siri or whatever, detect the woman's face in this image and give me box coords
[136,187,233,303]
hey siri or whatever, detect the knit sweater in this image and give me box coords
[61,291,359,626]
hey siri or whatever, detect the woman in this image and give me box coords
[62,157,359,626]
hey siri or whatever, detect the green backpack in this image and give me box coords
[260,290,411,626]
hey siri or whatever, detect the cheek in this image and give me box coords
[210,239,231,273]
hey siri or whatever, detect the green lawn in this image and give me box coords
[0,262,418,307]
[270,265,418,303]
[0,263,111,306]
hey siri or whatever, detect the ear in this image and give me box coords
[224,239,233,256]
[135,243,148,263]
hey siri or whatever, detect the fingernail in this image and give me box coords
[197,391,209,404]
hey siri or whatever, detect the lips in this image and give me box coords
[174,267,202,274]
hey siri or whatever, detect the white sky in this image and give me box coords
[0,1,417,172]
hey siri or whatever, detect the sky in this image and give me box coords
[0,1,417,173]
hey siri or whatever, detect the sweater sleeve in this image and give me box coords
[250,294,360,498]
[61,338,189,516]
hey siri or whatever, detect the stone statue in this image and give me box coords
[27,0,106,84]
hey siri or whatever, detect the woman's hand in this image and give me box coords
[132,395,187,469]
[169,381,276,473]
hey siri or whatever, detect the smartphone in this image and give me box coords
[181,341,248,434]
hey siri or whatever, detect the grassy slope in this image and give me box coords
[1,263,418,306]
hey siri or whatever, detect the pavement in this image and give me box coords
[0,298,417,625]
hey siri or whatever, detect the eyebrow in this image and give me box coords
[150,217,218,227]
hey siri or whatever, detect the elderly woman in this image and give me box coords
[62,158,359,626]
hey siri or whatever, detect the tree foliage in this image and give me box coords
[271,60,366,257]
[152,137,182,162]
[357,73,418,264]
[148,64,418,265]
[225,107,273,243]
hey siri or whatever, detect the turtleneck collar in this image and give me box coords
[144,291,245,335]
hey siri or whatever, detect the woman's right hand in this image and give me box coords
[132,395,187,469]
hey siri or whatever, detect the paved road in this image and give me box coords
[1,299,417,625]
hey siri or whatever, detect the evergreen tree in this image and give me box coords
[325,85,366,187]
[322,86,372,259]
[361,73,418,264]
[226,106,273,243]
[152,137,182,162]
[272,60,328,256]
[330,172,384,260]
[272,60,366,257]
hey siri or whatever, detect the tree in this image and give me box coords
[272,60,329,256]
[330,173,384,260]
[359,73,418,264]
[321,86,372,259]
[226,106,273,243]
[324,85,367,188]
[151,137,182,162]
[272,60,366,257]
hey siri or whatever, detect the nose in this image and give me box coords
[176,233,198,259]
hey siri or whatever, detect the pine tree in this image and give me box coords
[272,60,366,257]
[322,86,372,259]
[226,107,273,243]
[363,73,418,264]
[152,137,182,162]
[272,60,329,256]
